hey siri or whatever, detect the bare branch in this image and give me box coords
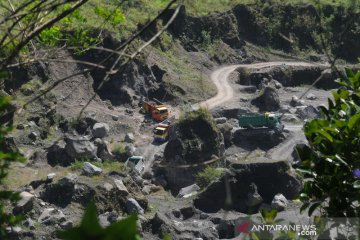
[6,58,107,69]
[77,1,181,118]
[0,0,89,70]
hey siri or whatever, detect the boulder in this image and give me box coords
[125,144,137,156]
[65,136,98,160]
[23,218,35,230]
[40,174,78,206]
[252,87,280,111]
[103,182,114,191]
[271,193,288,211]
[94,138,114,161]
[281,114,300,123]
[46,173,56,182]
[177,184,200,198]
[269,79,282,89]
[92,123,110,138]
[60,220,73,229]
[59,174,78,187]
[194,161,301,213]
[82,162,103,176]
[13,191,34,214]
[296,105,320,120]
[28,131,38,141]
[151,211,218,240]
[47,140,72,166]
[124,133,135,143]
[306,93,317,100]
[290,95,305,107]
[215,117,227,124]
[142,184,161,195]
[126,198,144,215]
[38,208,66,225]
[114,179,129,195]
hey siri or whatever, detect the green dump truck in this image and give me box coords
[238,112,283,130]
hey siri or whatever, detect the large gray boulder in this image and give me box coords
[126,198,144,215]
[271,193,288,211]
[296,105,320,120]
[65,136,98,160]
[177,184,200,198]
[124,133,135,143]
[40,174,78,206]
[194,161,301,213]
[92,123,110,138]
[58,174,78,188]
[38,208,66,225]
[82,162,103,176]
[114,179,129,196]
[94,138,114,161]
[13,192,35,214]
[252,87,280,111]
[290,95,305,107]
[47,140,71,166]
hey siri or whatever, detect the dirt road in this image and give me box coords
[143,61,325,172]
[199,61,325,110]
[199,61,326,161]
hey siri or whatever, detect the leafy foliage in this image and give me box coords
[196,166,223,188]
[94,6,126,27]
[0,95,25,239]
[295,68,360,218]
[58,202,140,240]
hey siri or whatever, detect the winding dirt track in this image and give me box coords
[199,61,326,161]
[200,61,325,109]
[143,61,324,172]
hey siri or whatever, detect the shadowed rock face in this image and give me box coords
[194,160,302,213]
[162,110,223,193]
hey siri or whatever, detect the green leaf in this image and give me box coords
[80,202,103,236]
[348,113,360,130]
[300,202,310,213]
[345,68,355,78]
[308,202,321,216]
[317,130,333,142]
[105,214,139,240]
[260,208,277,224]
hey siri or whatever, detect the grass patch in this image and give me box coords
[153,43,216,102]
[179,107,217,131]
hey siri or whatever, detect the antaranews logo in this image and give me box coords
[237,222,252,234]
[236,221,317,237]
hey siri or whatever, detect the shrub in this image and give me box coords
[295,68,360,218]
[196,166,223,188]
[111,143,126,156]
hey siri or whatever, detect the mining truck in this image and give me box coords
[142,98,169,121]
[238,112,284,130]
[153,116,175,142]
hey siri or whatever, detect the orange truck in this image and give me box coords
[142,98,169,121]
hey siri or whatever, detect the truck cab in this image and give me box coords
[153,125,168,142]
[125,156,145,174]
[153,106,169,121]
